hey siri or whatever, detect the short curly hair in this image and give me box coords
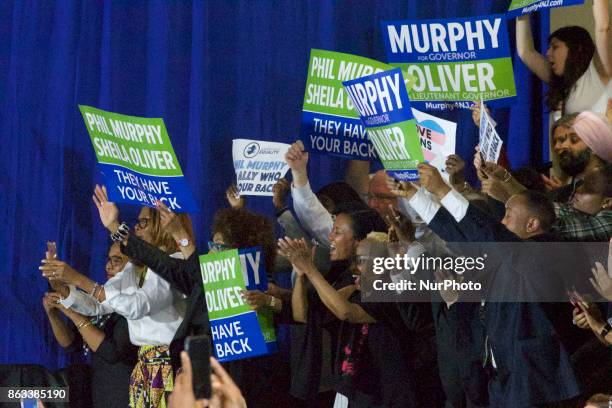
[211,208,276,272]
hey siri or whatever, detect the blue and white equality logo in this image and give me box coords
[243,142,260,158]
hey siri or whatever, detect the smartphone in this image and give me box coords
[47,242,57,259]
[184,335,212,400]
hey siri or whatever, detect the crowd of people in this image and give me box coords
[37,3,612,408]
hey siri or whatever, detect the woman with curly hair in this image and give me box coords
[516,0,611,115]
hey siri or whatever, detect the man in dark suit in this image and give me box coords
[390,163,583,408]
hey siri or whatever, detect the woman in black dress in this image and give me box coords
[43,243,137,408]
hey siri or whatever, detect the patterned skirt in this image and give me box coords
[129,345,174,408]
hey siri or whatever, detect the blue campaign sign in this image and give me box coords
[380,15,516,106]
[382,15,509,64]
[300,111,378,160]
[343,68,424,181]
[238,247,268,291]
[343,68,414,126]
[210,312,269,362]
[99,163,199,212]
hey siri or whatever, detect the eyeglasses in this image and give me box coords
[106,256,125,268]
[207,241,230,252]
[135,217,151,229]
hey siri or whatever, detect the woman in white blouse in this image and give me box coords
[42,205,188,408]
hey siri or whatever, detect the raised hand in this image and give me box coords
[590,239,612,301]
[284,140,309,187]
[469,101,491,128]
[277,237,315,277]
[418,163,450,199]
[40,258,81,285]
[92,184,120,232]
[272,178,290,210]
[225,184,245,209]
[168,352,206,408]
[209,356,246,408]
[156,200,185,238]
[385,205,415,244]
[445,154,466,185]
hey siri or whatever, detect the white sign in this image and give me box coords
[411,108,457,180]
[232,139,291,196]
[478,103,503,163]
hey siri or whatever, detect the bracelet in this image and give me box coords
[502,169,512,183]
[76,319,90,330]
[111,222,130,243]
[78,322,93,331]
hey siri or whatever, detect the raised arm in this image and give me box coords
[516,15,552,83]
[594,0,612,77]
[43,293,75,348]
[92,184,197,294]
[285,141,333,246]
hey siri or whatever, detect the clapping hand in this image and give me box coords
[277,237,315,277]
[590,239,612,301]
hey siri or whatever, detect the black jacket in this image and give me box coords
[120,235,210,372]
[428,204,582,407]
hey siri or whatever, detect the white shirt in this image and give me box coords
[61,253,186,346]
[564,58,611,115]
[402,187,469,224]
[291,182,333,247]
[291,181,447,250]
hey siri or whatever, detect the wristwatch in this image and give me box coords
[177,238,190,248]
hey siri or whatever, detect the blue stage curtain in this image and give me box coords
[0,0,547,369]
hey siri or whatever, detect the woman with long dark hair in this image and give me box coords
[516,0,611,114]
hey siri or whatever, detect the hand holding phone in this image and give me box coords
[184,335,212,400]
[46,241,57,260]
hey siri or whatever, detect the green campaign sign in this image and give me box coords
[199,247,276,362]
[79,105,198,211]
[300,49,415,160]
